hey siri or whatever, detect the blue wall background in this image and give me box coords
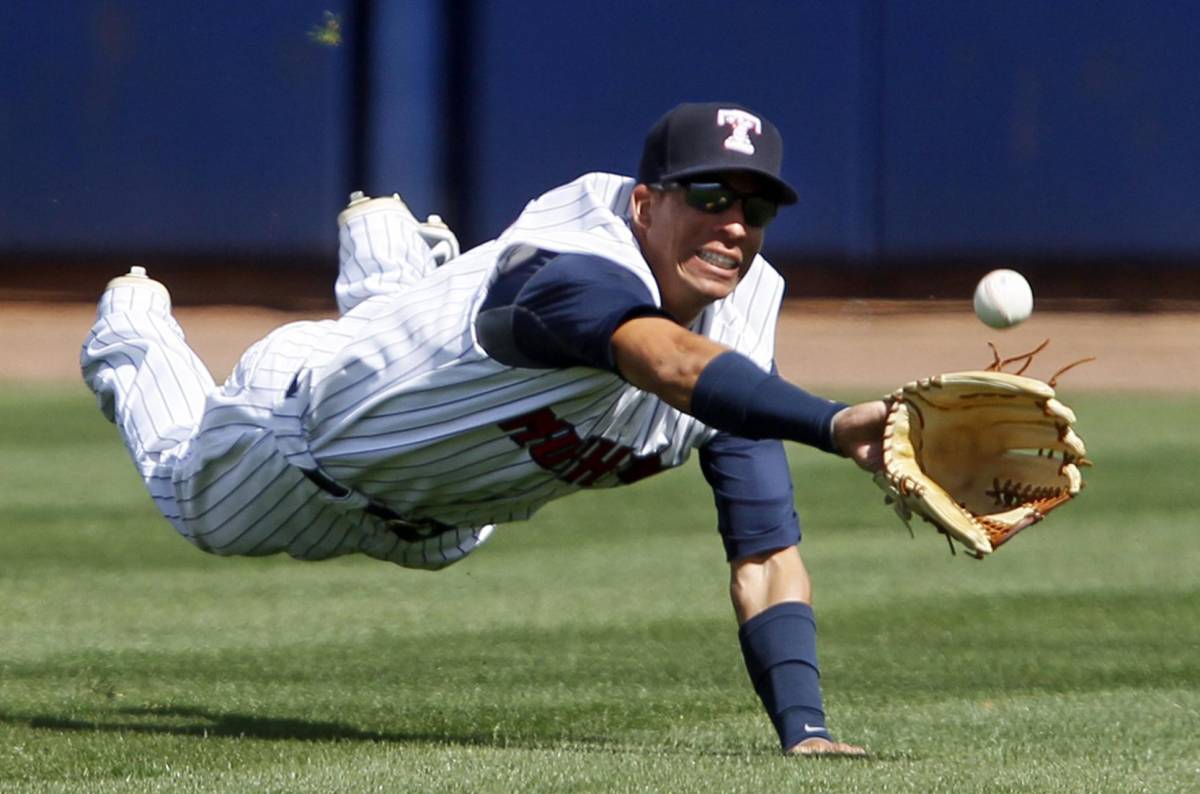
[3,1,1199,287]
[3,1,353,255]
[880,1,1200,257]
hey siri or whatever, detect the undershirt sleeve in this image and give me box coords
[699,431,802,561]
[476,251,671,372]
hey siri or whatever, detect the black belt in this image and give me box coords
[299,467,455,544]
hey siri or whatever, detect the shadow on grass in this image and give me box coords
[4,704,567,748]
[2,705,785,758]
[0,706,919,762]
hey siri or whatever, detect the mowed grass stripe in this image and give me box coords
[0,387,1196,793]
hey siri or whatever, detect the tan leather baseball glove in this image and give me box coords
[873,343,1092,558]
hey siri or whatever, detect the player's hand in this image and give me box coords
[831,399,889,473]
[787,737,869,757]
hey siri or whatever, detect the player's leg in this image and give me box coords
[80,267,216,524]
[732,546,868,757]
[150,310,366,558]
[335,191,460,314]
[157,313,481,566]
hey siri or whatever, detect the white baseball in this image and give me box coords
[973,269,1033,329]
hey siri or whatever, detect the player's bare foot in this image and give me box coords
[787,737,869,757]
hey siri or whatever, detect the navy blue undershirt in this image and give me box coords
[476,251,801,560]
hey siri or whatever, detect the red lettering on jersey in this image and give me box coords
[501,408,664,488]
[499,408,565,445]
[564,438,631,486]
[529,430,583,469]
[617,453,664,484]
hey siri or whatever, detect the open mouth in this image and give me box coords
[696,250,738,270]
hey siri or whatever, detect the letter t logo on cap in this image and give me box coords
[717,108,763,155]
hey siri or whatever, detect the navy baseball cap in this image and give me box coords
[638,102,799,205]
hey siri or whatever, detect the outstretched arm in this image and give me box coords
[479,259,888,459]
[609,315,728,408]
[612,316,886,458]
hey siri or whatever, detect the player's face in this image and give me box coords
[633,172,769,324]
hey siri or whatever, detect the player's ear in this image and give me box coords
[631,184,655,231]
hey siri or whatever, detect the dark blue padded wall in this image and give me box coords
[2,2,355,255]
[465,1,1200,261]
[466,1,874,256]
[880,1,1200,257]
[361,0,446,218]
[3,1,1199,271]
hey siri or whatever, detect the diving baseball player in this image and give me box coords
[81,102,888,756]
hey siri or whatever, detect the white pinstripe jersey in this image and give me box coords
[265,172,786,529]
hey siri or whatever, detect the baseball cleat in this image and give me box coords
[420,213,460,266]
[105,265,171,301]
[337,190,419,228]
[338,190,461,266]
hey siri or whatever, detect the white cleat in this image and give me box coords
[337,190,418,227]
[98,265,172,317]
[420,213,460,266]
[338,190,461,266]
[105,265,171,301]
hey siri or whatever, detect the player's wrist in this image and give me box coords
[828,406,851,457]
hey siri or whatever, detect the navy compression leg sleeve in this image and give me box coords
[738,601,832,750]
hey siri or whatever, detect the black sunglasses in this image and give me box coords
[655,181,779,228]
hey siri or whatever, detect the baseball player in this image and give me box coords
[82,102,887,756]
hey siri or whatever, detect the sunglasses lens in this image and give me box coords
[683,184,734,214]
[743,196,778,227]
[673,182,777,227]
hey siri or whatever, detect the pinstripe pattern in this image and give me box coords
[81,173,783,568]
[335,195,438,314]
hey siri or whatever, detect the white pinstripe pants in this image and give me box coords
[80,199,493,569]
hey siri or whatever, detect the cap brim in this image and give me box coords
[659,165,799,205]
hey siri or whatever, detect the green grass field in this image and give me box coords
[1,386,1197,793]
